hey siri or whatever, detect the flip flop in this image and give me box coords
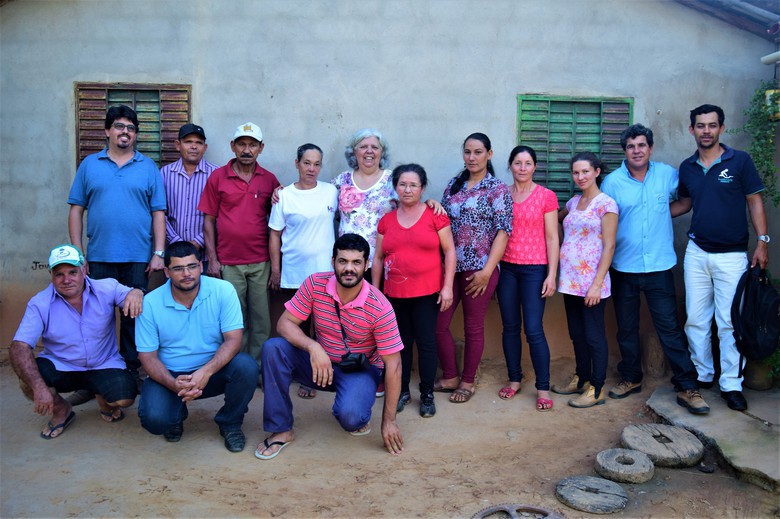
[40,411,76,440]
[254,437,292,460]
[536,397,554,412]
[349,424,371,436]
[99,408,126,423]
[449,388,474,403]
[297,385,317,399]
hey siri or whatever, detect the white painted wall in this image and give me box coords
[1,0,775,349]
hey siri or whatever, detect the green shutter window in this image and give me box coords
[75,83,191,168]
[517,95,633,207]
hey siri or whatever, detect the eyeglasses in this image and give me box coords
[398,183,422,191]
[168,263,201,273]
[112,122,138,133]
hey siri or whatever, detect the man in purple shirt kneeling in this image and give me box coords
[10,244,144,439]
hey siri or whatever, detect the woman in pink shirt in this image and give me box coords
[373,164,456,417]
[496,146,559,411]
[553,152,618,408]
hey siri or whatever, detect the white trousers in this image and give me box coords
[683,240,747,392]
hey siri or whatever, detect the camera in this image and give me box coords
[338,352,368,373]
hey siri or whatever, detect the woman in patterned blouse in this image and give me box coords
[553,152,618,409]
[434,133,513,403]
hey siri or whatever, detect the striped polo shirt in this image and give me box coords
[285,272,403,367]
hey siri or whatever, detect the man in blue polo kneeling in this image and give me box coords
[136,241,258,452]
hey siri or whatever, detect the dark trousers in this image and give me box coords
[89,261,148,372]
[138,352,258,434]
[610,268,698,391]
[563,294,609,393]
[388,293,439,395]
[496,263,551,390]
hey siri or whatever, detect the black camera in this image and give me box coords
[338,352,368,373]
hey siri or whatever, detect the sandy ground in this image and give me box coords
[1,354,778,519]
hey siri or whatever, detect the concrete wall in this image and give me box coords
[1,0,776,366]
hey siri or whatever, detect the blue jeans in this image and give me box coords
[563,294,608,393]
[496,263,551,390]
[89,261,148,372]
[138,352,258,434]
[262,337,382,433]
[388,293,439,395]
[611,268,698,391]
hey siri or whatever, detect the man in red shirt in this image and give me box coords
[255,234,404,460]
[198,122,280,383]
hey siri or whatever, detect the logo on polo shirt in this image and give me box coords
[718,169,733,184]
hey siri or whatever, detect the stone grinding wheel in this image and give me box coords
[620,423,704,468]
[555,475,628,514]
[595,448,655,483]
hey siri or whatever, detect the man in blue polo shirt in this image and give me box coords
[68,105,167,389]
[601,124,709,415]
[673,104,769,412]
[136,242,258,452]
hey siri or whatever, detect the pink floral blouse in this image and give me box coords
[558,193,618,298]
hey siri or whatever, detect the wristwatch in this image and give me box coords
[758,235,771,244]
[153,250,165,258]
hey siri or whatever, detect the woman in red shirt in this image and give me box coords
[373,164,456,417]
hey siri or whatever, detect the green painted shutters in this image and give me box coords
[75,83,191,167]
[517,95,633,206]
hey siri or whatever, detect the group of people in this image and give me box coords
[10,102,770,460]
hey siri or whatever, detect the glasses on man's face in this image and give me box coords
[398,183,421,191]
[112,122,138,133]
[168,263,200,274]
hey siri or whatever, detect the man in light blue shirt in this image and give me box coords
[136,242,258,452]
[601,124,708,415]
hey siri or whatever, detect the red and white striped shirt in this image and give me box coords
[285,272,403,367]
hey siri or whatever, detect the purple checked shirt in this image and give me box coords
[159,158,217,247]
[13,277,133,371]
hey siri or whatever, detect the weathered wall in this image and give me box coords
[1,0,776,365]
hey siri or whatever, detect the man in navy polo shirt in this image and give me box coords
[672,104,769,412]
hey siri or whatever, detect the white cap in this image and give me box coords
[49,244,85,269]
[232,122,263,142]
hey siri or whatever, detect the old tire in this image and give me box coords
[555,475,628,514]
[620,423,703,468]
[470,503,564,519]
[595,448,655,483]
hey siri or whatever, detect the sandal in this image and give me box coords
[297,385,317,399]
[498,385,521,400]
[433,379,458,393]
[449,387,474,403]
[536,397,554,412]
[99,408,125,423]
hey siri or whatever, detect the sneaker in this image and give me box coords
[375,382,385,397]
[419,393,436,418]
[164,423,183,443]
[568,385,605,408]
[676,389,710,414]
[551,374,590,395]
[220,429,246,452]
[66,389,95,406]
[608,380,642,399]
[396,391,411,413]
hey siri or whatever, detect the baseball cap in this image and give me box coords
[233,122,263,142]
[178,123,206,140]
[48,244,85,269]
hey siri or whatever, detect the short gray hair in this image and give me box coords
[344,128,391,170]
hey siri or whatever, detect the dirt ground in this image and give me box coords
[1,354,778,518]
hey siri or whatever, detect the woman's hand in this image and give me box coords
[271,185,284,204]
[426,198,446,216]
[438,285,454,311]
[464,269,491,298]
[584,283,601,307]
[541,275,556,298]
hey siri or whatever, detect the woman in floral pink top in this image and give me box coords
[553,152,618,408]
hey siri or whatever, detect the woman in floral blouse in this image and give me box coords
[434,133,513,403]
[553,152,618,408]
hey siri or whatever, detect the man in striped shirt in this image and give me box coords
[159,124,217,263]
[256,234,404,460]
